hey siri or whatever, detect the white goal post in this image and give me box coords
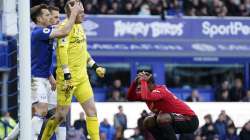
[18,0,32,139]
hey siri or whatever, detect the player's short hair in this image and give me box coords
[48,6,59,12]
[146,72,155,85]
[31,4,49,23]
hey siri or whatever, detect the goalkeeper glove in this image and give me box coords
[63,68,74,92]
[88,59,106,78]
[93,64,106,78]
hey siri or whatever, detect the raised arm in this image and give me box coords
[127,81,141,101]
[49,2,82,38]
[57,36,73,91]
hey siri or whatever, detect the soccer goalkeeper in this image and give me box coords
[39,1,105,140]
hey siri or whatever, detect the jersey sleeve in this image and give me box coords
[127,81,142,101]
[86,51,91,60]
[33,27,52,40]
[57,36,69,67]
[140,80,164,101]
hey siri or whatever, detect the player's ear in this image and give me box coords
[36,16,42,23]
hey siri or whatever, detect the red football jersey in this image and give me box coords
[127,80,196,116]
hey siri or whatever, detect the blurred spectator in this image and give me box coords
[242,90,250,102]
[99,2,109,14]
[67,126,87,140]
[215,80,230,101]
[224,0,240,16]
[225,125,239,140]
[137,110,154,140]
[220,110,234,125]
[73,112,88,139]
[31,0,250,16]
[201,114,218,140]
[54,0,67,13]
[138,4,151,16]
[149,0,163,15]
[107,90,126,102]
[230,78,245,101]
[129,127,144,140]
[239,120,250,140]
[108,1,121,14]
[107,79,126,100]
[0,112,16,139]
[166,0,183,16]
[217,90,230,102]
[122,1,136,15]
[100,118,116,140]
[84,1,97,14]
[114,105,127,140]
[186,89,200,102]
[214,113,227,140]
[239,3,250,16]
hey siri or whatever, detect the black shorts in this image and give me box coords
[170,113,199,134]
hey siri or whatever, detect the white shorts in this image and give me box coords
[31,77,57,109]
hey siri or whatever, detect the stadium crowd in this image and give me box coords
[102,78,250,102]
[31,0,250,16]
[1,109,250,140]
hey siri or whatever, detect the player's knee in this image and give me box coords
[55,108,69,122]
[81,99,97,117]
[35,103,48,116]
[85,107,97,117]
[156,113,172,125]
[56,112,66,122]
[143,115,157,129]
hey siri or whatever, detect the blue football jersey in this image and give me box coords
[31,26,53,78]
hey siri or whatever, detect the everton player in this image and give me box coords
[127,72,199,140]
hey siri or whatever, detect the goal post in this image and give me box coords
[18,0,32,139]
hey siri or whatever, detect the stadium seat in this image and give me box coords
[94,88,107,102]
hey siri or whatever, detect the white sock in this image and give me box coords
[31,115,44,140]
[4,123,19,140]
[56,126,66,140]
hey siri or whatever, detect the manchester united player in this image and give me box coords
[127,72,199,140]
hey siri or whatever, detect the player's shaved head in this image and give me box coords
[31,4,49,23]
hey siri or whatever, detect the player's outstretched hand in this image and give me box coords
[96,67,106,78]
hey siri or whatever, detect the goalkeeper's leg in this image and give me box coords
[75,81,100,140]
[38,105,70,140]
[81,97,100,140]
